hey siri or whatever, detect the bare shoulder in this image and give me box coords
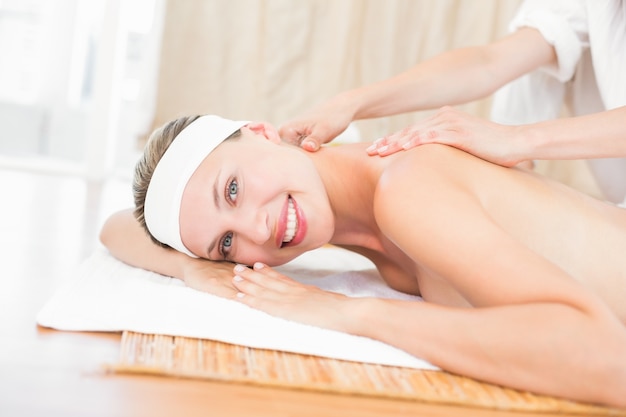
[373,144,481,231]
[381,143,480,177]
[376,144,480,197]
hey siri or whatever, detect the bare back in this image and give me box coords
[370,145,626,322]
[478,160,626,318]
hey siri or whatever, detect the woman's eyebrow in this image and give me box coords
[206,169,222,259]
[206,238,217,260]
[212,168,222,211]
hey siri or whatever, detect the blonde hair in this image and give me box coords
[133,115,242,248]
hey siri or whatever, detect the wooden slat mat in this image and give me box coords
[109,331,624,415]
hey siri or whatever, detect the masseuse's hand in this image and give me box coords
[231,262,352,332]
[279,101,355,152]
[367,106,526,168]
[182,259,240,298]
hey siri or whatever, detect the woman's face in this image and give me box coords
[179,123,334,266]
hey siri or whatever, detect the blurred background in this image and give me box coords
[0,0,601,195]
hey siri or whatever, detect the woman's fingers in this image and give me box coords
[364,105,520,163]
[365,112,452,157]
[366,137,387,155]
[231,263,297,296]
[229,263,350,331]
[375,140,404,156]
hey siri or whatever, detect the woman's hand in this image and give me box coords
[231,262,353,332]
[279,99,356,152]
[182,259,240,298]
[367,106,527,167]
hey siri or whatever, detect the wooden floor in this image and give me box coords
[0,167,607,417]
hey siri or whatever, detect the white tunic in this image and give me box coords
[490,0,626,203]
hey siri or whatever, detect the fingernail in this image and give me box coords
[303,140,317,151]
[234,264,246,272]
[236,292,245,298]
[366,144,377,152]
[233,275,243,282]
[253,262,264,270]
[378,145,389,153]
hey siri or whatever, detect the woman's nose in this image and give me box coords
[241,209,271,245]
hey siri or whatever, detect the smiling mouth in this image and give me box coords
[281,197,298,246]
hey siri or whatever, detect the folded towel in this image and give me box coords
[37,246,436,370]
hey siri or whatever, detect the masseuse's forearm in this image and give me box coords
[99,208,194,280]
[342,29,553,120]
[345,48,497,119]
[518,106,626,160]
[350,298,626,406]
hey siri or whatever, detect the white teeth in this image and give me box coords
[282,197,298,243]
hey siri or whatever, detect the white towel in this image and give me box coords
[37,246,437,370]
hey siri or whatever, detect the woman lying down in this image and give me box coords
[100,115,626,407]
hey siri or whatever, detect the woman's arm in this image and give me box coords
[358,297,626,406]
[279,28,555,150]
[99,209,237,297]
[231,259,626,407]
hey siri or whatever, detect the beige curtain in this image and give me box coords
[149,0,602,197]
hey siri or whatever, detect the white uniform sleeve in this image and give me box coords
[509,0,589,82]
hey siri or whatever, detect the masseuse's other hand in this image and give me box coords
[367,106,525,168]
[231,262,352,332]
[279,103,355,152]
[183,259,239,298]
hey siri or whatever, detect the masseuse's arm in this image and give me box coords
[370,105,626,166]
[99,209,237,297]
[512,105,626,160]
[280,27,554,150]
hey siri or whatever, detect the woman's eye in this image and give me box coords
[227,179,238,203]
[220,232,233,258]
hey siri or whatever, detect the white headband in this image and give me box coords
[144,115,248,257]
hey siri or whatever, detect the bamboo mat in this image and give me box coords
[109,331,624,415]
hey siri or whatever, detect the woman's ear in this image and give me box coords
[246,122,281,144]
